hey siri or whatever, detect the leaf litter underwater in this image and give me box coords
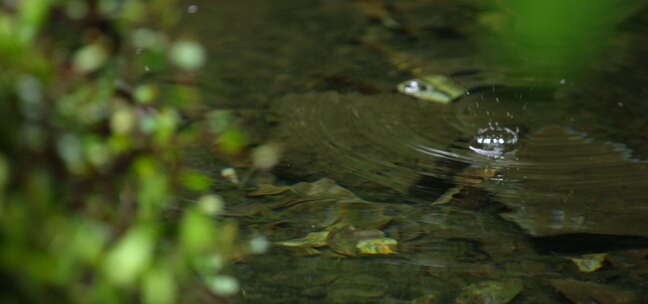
[221,82,648,303]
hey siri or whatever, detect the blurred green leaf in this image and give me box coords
[73,44,109,74]
[134,84,159,104]
[57,133,86,175]
[132,29,169,51]
[204,275,239,296]
[142,264,177,304]
[84,136,114,169]
[17,0,52,43]
[169,40,206,71]
[70,219,109,263]
[110,105,136,135]
[218,128,247,155]
[180,171,213,192]
[193,254,225,275]
[493,0,643,76]
[197,194,224,216]
[104,224,156,286]
[248,236,270,254]
[252,143,281,170]
[134,157,169,219]
[180,208,216,255]
[0,0,242,302]
[154,107,179,145]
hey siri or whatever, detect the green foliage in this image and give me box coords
[0,0,245,302]
[492,0,644,76]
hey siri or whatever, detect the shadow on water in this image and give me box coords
[180,0,648,303]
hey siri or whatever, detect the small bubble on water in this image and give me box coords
[469,124,519,159]
[187,5,198,13]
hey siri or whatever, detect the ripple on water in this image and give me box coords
[272,92,465,192]
[492,126,648,237]
[270,90,648,237]
[271,89,554,190]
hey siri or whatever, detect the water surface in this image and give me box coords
[180,1,648,303]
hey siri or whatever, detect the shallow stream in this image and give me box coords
[179,1,648,303]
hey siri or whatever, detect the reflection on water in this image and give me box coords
[181,0,648,303]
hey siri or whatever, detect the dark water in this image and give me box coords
[179,1,648,303]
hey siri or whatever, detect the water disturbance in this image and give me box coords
[180,0,648,302]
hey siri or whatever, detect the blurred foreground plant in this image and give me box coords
[487,0,645,78]
[0,1,249,303]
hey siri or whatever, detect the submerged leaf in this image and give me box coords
[327,225,361,257]
[291,178,356,198]
[336,200,392,229]
[247,184,292,197]
[356,237,398,255]
[570,253,607,273]
[276,231,329,248]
